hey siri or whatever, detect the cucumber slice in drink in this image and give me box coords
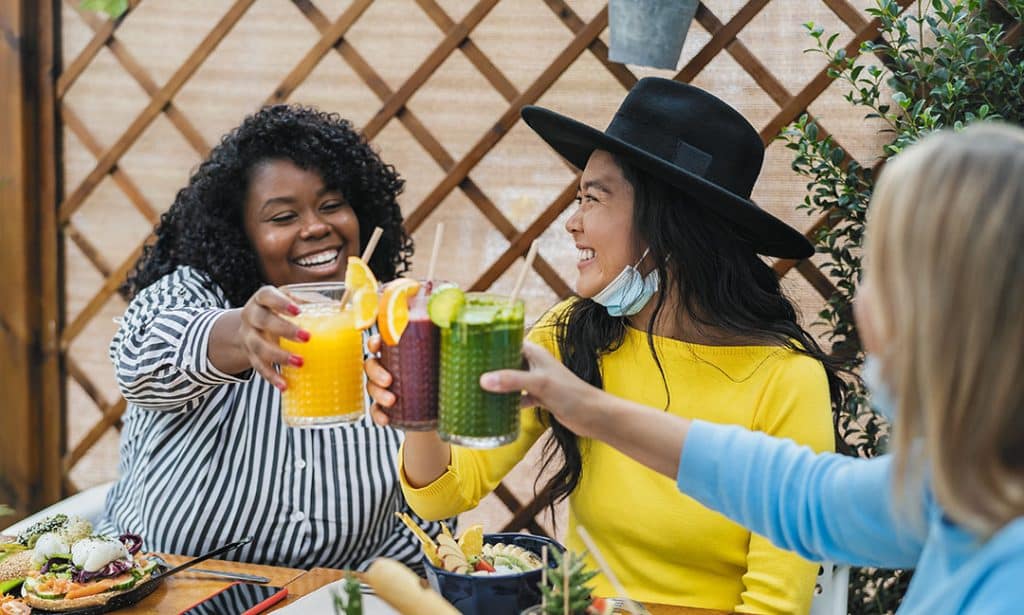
[427,287,465,328]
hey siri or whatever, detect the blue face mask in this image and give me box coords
[863,354,898,423]
[590,249,660,317]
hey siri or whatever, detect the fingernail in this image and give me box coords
[288,355,304,367]
[276,381,288,391]
[296,329,311,342]
[480,373,497,389]
[287,303,301,316]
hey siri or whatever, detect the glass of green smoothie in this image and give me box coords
[430,289,525,448]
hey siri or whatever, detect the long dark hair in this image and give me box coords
[122,104,412,305]
[536,155,847,511]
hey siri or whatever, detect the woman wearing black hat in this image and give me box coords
[366,78,839,613]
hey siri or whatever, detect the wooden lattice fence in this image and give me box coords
[3,0,911,530]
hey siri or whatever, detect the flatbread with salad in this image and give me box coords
[0,514,161,612]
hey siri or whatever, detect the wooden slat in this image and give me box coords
[543,0,637,91]
[492,484,547,536]
[471,178,577,291]
[66,223,113,278]
[55,0,139,98]
[677,0,771,83]
[61,243,145,350]
[361,0,501,139]
[66,354,111,411]
[822,0,869,32]
[292,0,571,298]
[61,103,160,224]
[758,0,916,142]
[70,3,210,156]
[59,0,257,226]
[796,258,839,301]
[265,0,375,105]
[415,0,520,102]
[63,398,126,473]
[405,7,609,233]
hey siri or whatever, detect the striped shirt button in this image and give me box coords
[294,458,307,470]
[291,510,306,522]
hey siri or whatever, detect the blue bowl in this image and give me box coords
[424,532,564,615]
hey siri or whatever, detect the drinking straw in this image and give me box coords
[427,222,445,282]
[340,226,384,306]
[508,240,540,306]
[541,545,548,610]
[576,525,641,615]
[361,226,384,262]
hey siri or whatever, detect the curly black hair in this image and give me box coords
[122,104,413,306]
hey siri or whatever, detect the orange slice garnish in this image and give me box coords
[349,287,378,330]
[344,256,379,295]
[379,279,421,346]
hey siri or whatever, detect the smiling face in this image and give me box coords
[243,159,361,286]
[567,150,644,298]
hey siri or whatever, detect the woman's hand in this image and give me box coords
[365,335,396,426]
[479,341,602,438]
[238,286,308,391]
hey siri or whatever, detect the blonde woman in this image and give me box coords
[482,123,1024,613]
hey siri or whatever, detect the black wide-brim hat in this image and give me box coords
[521,78,813,259]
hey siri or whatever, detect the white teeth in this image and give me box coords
[296,249,340,267]
[577,248,595,262]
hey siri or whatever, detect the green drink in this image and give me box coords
[436,292,524,448]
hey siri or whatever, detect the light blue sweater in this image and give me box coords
[678,420,1024,614]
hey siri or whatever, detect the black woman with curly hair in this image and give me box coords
[98,104,444,571]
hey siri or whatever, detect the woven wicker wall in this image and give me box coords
[55,0,898,535]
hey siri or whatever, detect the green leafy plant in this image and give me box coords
[79,0,129,19]
[782,1,1023,612]
[331,572,362,615]
[538,549,599,615]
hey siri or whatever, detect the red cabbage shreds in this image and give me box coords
[40,557,71,574]
[119,533,143,555]
[72,558,134,583]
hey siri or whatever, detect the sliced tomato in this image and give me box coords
[64,576,123,600]
[473,559,495,573]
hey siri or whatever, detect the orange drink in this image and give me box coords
[279,282,366,427]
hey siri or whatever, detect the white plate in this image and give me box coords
[275,580,399,614]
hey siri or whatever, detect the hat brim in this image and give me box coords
[521,106,813,259]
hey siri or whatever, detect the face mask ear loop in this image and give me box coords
[635,247,651,268]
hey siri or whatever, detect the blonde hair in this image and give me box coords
[865,123,1024,536]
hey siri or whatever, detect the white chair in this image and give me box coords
[810,561,850,615]
[1,481,114,536]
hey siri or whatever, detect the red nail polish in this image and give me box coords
[276,381,288,392]
[287,303,301,316]
[296,329,311,342]
[288,355,304,367]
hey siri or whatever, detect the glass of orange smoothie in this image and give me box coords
[279,282,367,428]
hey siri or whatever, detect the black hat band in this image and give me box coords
[609,113,713,177]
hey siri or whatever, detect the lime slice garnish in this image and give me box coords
[427,287,465,328]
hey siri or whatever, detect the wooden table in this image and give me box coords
[113,555,728,614]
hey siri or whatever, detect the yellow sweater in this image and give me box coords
[400,303,835,614]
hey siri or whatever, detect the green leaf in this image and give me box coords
[79,0,129,19]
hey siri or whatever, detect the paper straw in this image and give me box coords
[340,227,384,306]
[508,240,539,306]
[426,222,444,283]
[361,226,384,262]
[541,546,548,610]
[576,525,640,615]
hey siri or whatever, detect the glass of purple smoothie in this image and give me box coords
[379,281,441,430]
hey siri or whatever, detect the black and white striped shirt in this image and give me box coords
[98,266,443,572]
